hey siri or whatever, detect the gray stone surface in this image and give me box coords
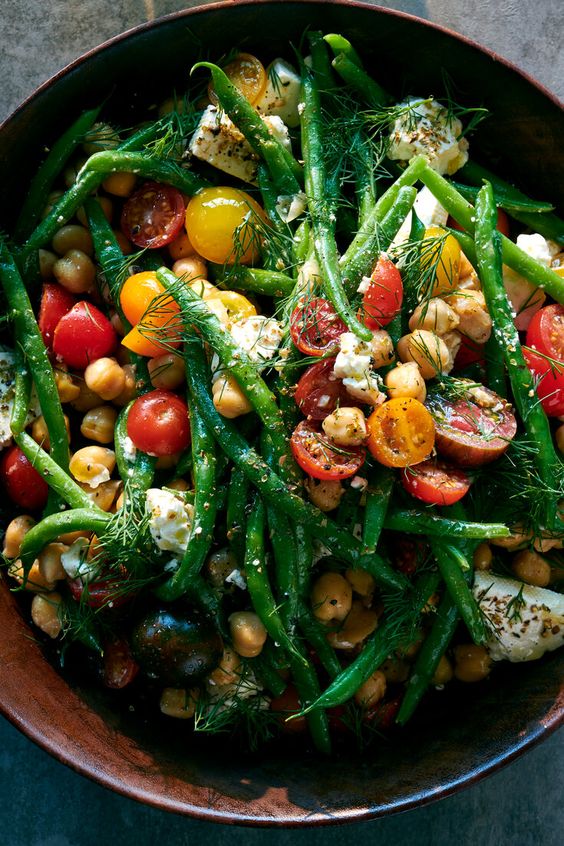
[0,1,562,844]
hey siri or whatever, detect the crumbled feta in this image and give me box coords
[255,58,302,127]
[122,435,137,463]
[297,256,322,294]
[225,568,247,591]
[357,276,372,295]
[515,233,560,267]
[83,466,111,489]
[388,97,469,176]
[0,349,40,450]
[391,186,450,249]
[473,571,564,662]
[350,476,368,491]
[61,537,99,585]
[230,315,284,364]
[275,191,307,223]
[189,106,291,184]
[145,488,194,555]
[333,332,385,406]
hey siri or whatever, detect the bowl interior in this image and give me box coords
[0,0,563,825]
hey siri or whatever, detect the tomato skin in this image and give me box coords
[209,53,267,106]
[524,304,564,415]
[38,283,77,349]
[270,684,307,734]
[361,257,403,329]
[290,298,347,356]
[366,398,435,468]
[526,304,564,361]
[68,576,134,609]
[294,358,351,420]
[103,638,139,689]
[127,389,190,456]
[453,335,486,370]
[0,445,49,510]
[401,458,471,506]
[121,182,186,249]
[523,348,564,416]
[185,187,267,265]
[53,301,117,369]
[120,271,181,358]
[290,419,365,481]
[448,208,510,239]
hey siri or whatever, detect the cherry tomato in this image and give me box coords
[426,384,516,466]
[294,358,351,420]
[523,348,564,416]
[68,576,133,609]
[127,389,190,456]
[401,458,471,506]
[453,335,486,370]
[121,181,186,249]
[421,226,460,297]
[120,271,181,358]
[212,290,257,323]
[103,639,139,689]
[38,283,77,349]
[448,208,510,238]
[270,684,306,734]
[523,304,564,415]
[526,304,564,361]
[209,53,267,106]
[185,187,267,265]
[360,257,403,329]
[366,398,435,468]
[290,419,365,481]
[290,297,347,356]
[53,301,117,369]
[0,445,49,510]
[392,537,427,576]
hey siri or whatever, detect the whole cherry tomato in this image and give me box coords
[53,301,117,369]
[127,389,190,456]
[38,283,77,349]
[0,445,49,510]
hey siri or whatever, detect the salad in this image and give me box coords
[1,32,564,754]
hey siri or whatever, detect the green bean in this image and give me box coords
[252,653,287,698]
[430,539,486,645]
[384,508,509,539]
[213,265,295,298]
[452,180,555,214]
[300,61,372,341]
[292,219,311,265]
[298,611,342,679]
[308,30,337,91]
[362,465,394,549]
[156,397,218,601]
[81,150,210,196]
[19,509,110,569]
[9,349,33,437]
[113,404,156,499]
[485,333,507,396]
[194,62,302,195]
[330,53,392,107]
[14,106,101,241]
[323,34,363,67]
[226,465,249,566]
[474,181,561,527]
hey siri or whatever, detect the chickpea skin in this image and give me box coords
[511,549,551,587]
[31,592,63,638]
[370,330,395,368]
[53,249,96,294]
[69,446,116,488]
[148,353,185,390]
[310,572,352,623]
[2,515,35,558]
[327,600,378,649]
[384,361,426,402]
[80,405,118,444]
[322,406,367,447]
[354,670,387,708]
[453,644,492,682]
[212,374,252,419]
[84,358,126,401]
[408,298,459,335]
[159,688,199,719]
[432,654,454,685]
[344,568,375,598]
[52,224,93,257]
[473,542,493,571]
[173,255,208,281]
[208,646,242,687]
[303,478,344,512]
[229,611,268,658]
[397,330,451,379]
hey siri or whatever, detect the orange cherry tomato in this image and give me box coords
[185,187,267,265]
[120,271,180,357]
[366,397,435,467]
[208,53,267,106]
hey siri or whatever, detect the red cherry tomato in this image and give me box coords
[121,181,186,249]
[294,358,350,420]
[68,577,134,609]
[524,304,564,415]
[361,256,403,329]
[53,301,117,369]
[0,445,49,510]
[448,208,510,238]
[289,297,347,356]
[290,419,365,481]
[453,335,486,370]
[270,684,306,734]
[38,283,77,349]
[401,458,471,506]
[127,389,190,456]
[103,639,139,689]
[527,304,564,360]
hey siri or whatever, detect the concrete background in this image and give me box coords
[0,1,562,844]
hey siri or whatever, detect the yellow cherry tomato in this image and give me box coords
[213,290,257,323]
[120,271,180,357]
[185,187,267,265]
[366,397,435,468]
[208,53,267,106]
[422,226,461,296]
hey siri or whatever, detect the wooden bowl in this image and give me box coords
[0,0,562,825]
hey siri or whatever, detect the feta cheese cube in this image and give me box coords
[255,58,302,127]
[61,537,100,585]
[388,97,469,176]
[146,488,194,555]
[230,315,284,363]
[333,332,385,406]
[516,233,560,267]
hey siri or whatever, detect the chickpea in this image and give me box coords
[458,271,481,291]
[409,298,459,335]
[81,479,121,512]
[31,413,70,451]
[212,373,252,418]
[445,290,492,344]
[84,357,126,401]
[2,515,35,558]
[432,654,453,686]
[31,592,63,638]
[52,224,93,257]
[63,159,86,188]
[208,646,242,687]
[112,364,137,407]
[454,644,492,683]
[38,543,68,584]
[327,600,378,650]
[345,568,375,598]
[370,330,395,368]
[206,548,238,589]
[173,256,208,281]
[70,446,116,488]
[8,559,53,592]
[80,405,117,445]
[511,549,551,587]
[304,478,344,512]
[187,278,220,300]
[380,656,410,684]
[54,365,80,403]
[148,353,185,390]
[53,249,96,294]
[384,361,426,402]
[354,670,387,708]
[38,249,57,280]
[310,572,352,623]
[441,330,462,370]
[322,406,367,447]
[533,533,564,554]
[71,380,105,412]
[397,330,450,379]
[229,611,267,658]
[82,122,119,155]
[102,171,137,197]
[159,687,199,719]
[473,543,493,571]
[169,230,196,261]
[490,524,532,550]
[56,529,92,546]
[113,230,133,255]
[155,452,181,470]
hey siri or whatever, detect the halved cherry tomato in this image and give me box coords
[523,349,564,416]
[185,187,267,265]
[209,53,267,106]
[448,208,510,239]
[360,256,403,329]
[38,283,77,349]
[290,419,365,480]
[121,181,186,249]
[524,304,564,415]
[127,389,190,456]
[52,301,116,369]
[453,335,486,370]
[294,358,350,420]
[526,304,564,361]
[290,297,347,356]
[103,638,139,689]
[0,445,49,510]
[401,458,471,506]
[212,290,257,323]
[68,576,134,609]
[426,383,516,466]
[120,270,181,357]
[366,398,435,468]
